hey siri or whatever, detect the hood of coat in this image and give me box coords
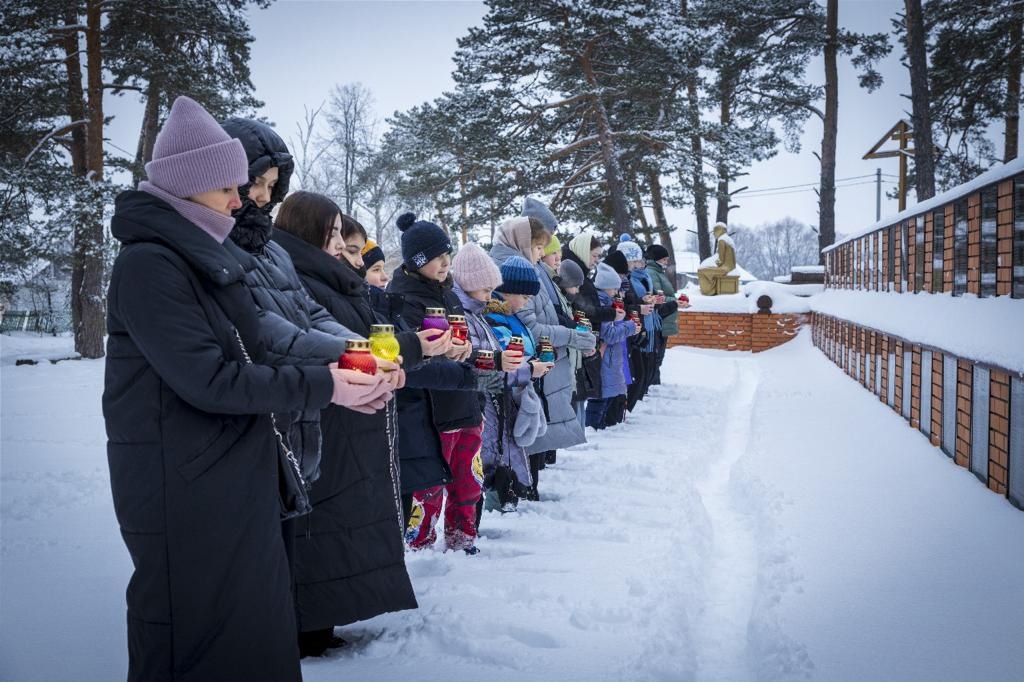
[452,281,486,315]
[110,189,245,288]
[222,118,295,254]
[273,228,365,298]
[489,241,524,268]
[494,216,533,258]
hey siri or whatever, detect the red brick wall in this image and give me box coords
[944,204,955,292]
[911,345,922,429]
[894,340,905,415]
[997,180,1014,296]
[967,193,981,295]
[812,313,1018,508]
[989,371,1011,494]
[924,212,934,292]
[668,312,809,353]
[955,359,973,469]
[930,352,943,447]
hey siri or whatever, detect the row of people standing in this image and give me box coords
[102,95,680,682]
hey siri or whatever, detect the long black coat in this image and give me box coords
[104,190,333,681]
[272,229,417,628]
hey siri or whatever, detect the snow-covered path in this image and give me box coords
[2,331,1023,681]
[692,359,760,682]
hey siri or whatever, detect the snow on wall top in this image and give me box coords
[823,156,1024,254]
[811,289,1024,374]
[678,281,815,314]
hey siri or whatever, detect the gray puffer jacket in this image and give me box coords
[225,237,360,484]
[490,241,594,454]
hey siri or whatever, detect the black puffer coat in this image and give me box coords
[104,190,333,681]
[387,265,483,432]
[273,229,417,628]
[369,286,477,494]
[561,245,616,327]
[223,118,359,484]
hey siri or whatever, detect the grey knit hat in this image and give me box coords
[557,259,585,289]
[594,262,621,290]
[522,196,558,231]
[144,96,249,199]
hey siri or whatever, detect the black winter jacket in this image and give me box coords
[561,245,616,327]
[273,229,417,629]
[387,266,483,432]
[104,190,332,681]
[368,286,478,494]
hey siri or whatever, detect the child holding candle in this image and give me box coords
[451,245,551,516]
[585,262,639,430]
[387,213,490,553]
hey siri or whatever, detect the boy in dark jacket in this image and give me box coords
[386,213,489,553]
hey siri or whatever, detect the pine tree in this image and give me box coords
[104,0,268,182]
[453,0,677,237]
[927,0,1023,187]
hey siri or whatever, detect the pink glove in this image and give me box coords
[329,369,393,413]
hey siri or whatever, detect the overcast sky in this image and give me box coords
[104,0,990,243]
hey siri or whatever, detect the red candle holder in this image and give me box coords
[448,314,469,343]
[338,339,378,375]
[474,350,495,370]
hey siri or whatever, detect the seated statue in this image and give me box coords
[698,222,738,295]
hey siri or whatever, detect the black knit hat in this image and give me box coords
[605,249,628,275]
[361,238,385,270]
[397,212,452,270]
[645,244,670,261]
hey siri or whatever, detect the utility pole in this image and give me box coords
[875,168,881,221]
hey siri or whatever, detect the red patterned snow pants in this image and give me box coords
[405,425,483,551]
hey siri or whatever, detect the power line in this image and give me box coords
[736,179,889,199]
[738,173,897,196]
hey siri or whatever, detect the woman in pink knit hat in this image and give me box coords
[104,96,393,681]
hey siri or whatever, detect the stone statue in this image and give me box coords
[698,222,739,295]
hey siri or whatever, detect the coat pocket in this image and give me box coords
[177,417,251,483]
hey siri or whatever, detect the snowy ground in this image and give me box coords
[0,332,78,366]
[2,331,1022,681]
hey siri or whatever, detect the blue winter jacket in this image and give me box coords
[597,290,636,399]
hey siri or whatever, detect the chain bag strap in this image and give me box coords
[233,328,312,520]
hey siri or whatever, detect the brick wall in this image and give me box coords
[824,170,1022,299]
[930,352,943,447]
[989,371,1011,494]
[997,180,1014,296]
[956,359,973,468]
[813,313,1020,509]
[667,311,809,353]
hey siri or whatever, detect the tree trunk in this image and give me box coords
[1005,1,1022,162]
[71,0,107,359]
[681,0,710,261]
[904,0,936,201]
[631,173,652,241]
[715,80,733,224]
[133,79,162,184]
[579,50,632,238]
[647,168,677,283]
[818,0,839,263]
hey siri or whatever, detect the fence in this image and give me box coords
[817,158,1024,509]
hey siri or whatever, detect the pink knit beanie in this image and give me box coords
[451,242,502,292]
[144,96,249,199]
